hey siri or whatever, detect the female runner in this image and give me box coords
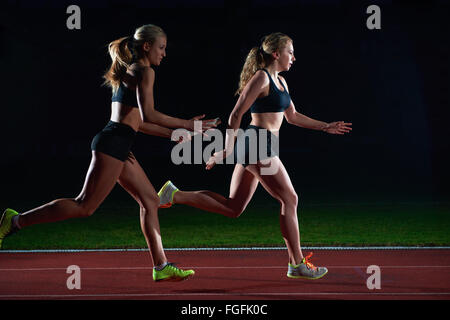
[0,24,219,282]
[158,32,352,279]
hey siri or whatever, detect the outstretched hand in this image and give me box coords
[188,115,221,134]
[324,121,352,135]
[174,130,192,144]
[175,115,221,143]
[205,150,226,170]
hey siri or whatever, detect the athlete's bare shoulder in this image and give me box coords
[129,63,154,79]
[124,64,154,87]
[252,69,270,84]
[244,69,270,97]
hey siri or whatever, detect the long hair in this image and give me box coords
[103,24,166,93]
[235,32,292,96]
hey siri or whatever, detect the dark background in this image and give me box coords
[1,0,449,209]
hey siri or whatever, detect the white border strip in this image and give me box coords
[1,246,450,253]
[0,292,449,298]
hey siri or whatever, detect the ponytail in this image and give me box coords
[235,32,293,96]
[235,47,267,96]
[103,24,166,94]
[103,36,134,93]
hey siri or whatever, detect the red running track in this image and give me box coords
[0,249,449,300]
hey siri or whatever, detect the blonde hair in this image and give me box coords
[103,24,166,93]
[235,32,292,96]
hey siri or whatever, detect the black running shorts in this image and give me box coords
[91,121,137,161]
[233,125,279,167]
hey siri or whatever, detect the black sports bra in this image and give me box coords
[249,69,291,113]
[112,82,138,108]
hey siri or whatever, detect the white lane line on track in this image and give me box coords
[1,265,450,272]
[1,246,450,253]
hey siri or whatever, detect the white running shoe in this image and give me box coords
[158,180,179,208]
[287,252,328,280]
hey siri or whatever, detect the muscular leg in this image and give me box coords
[18,152,124,228]
[117,153,167,266]
[246,157,303,265]
[173,164,259,218]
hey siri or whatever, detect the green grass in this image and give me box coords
[3,201,450,250]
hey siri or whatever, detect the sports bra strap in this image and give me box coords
[249,69,291,113]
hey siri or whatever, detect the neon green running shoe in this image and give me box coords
[158,180,179,209]
[0,208,20,249]
[152,263,195,282]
